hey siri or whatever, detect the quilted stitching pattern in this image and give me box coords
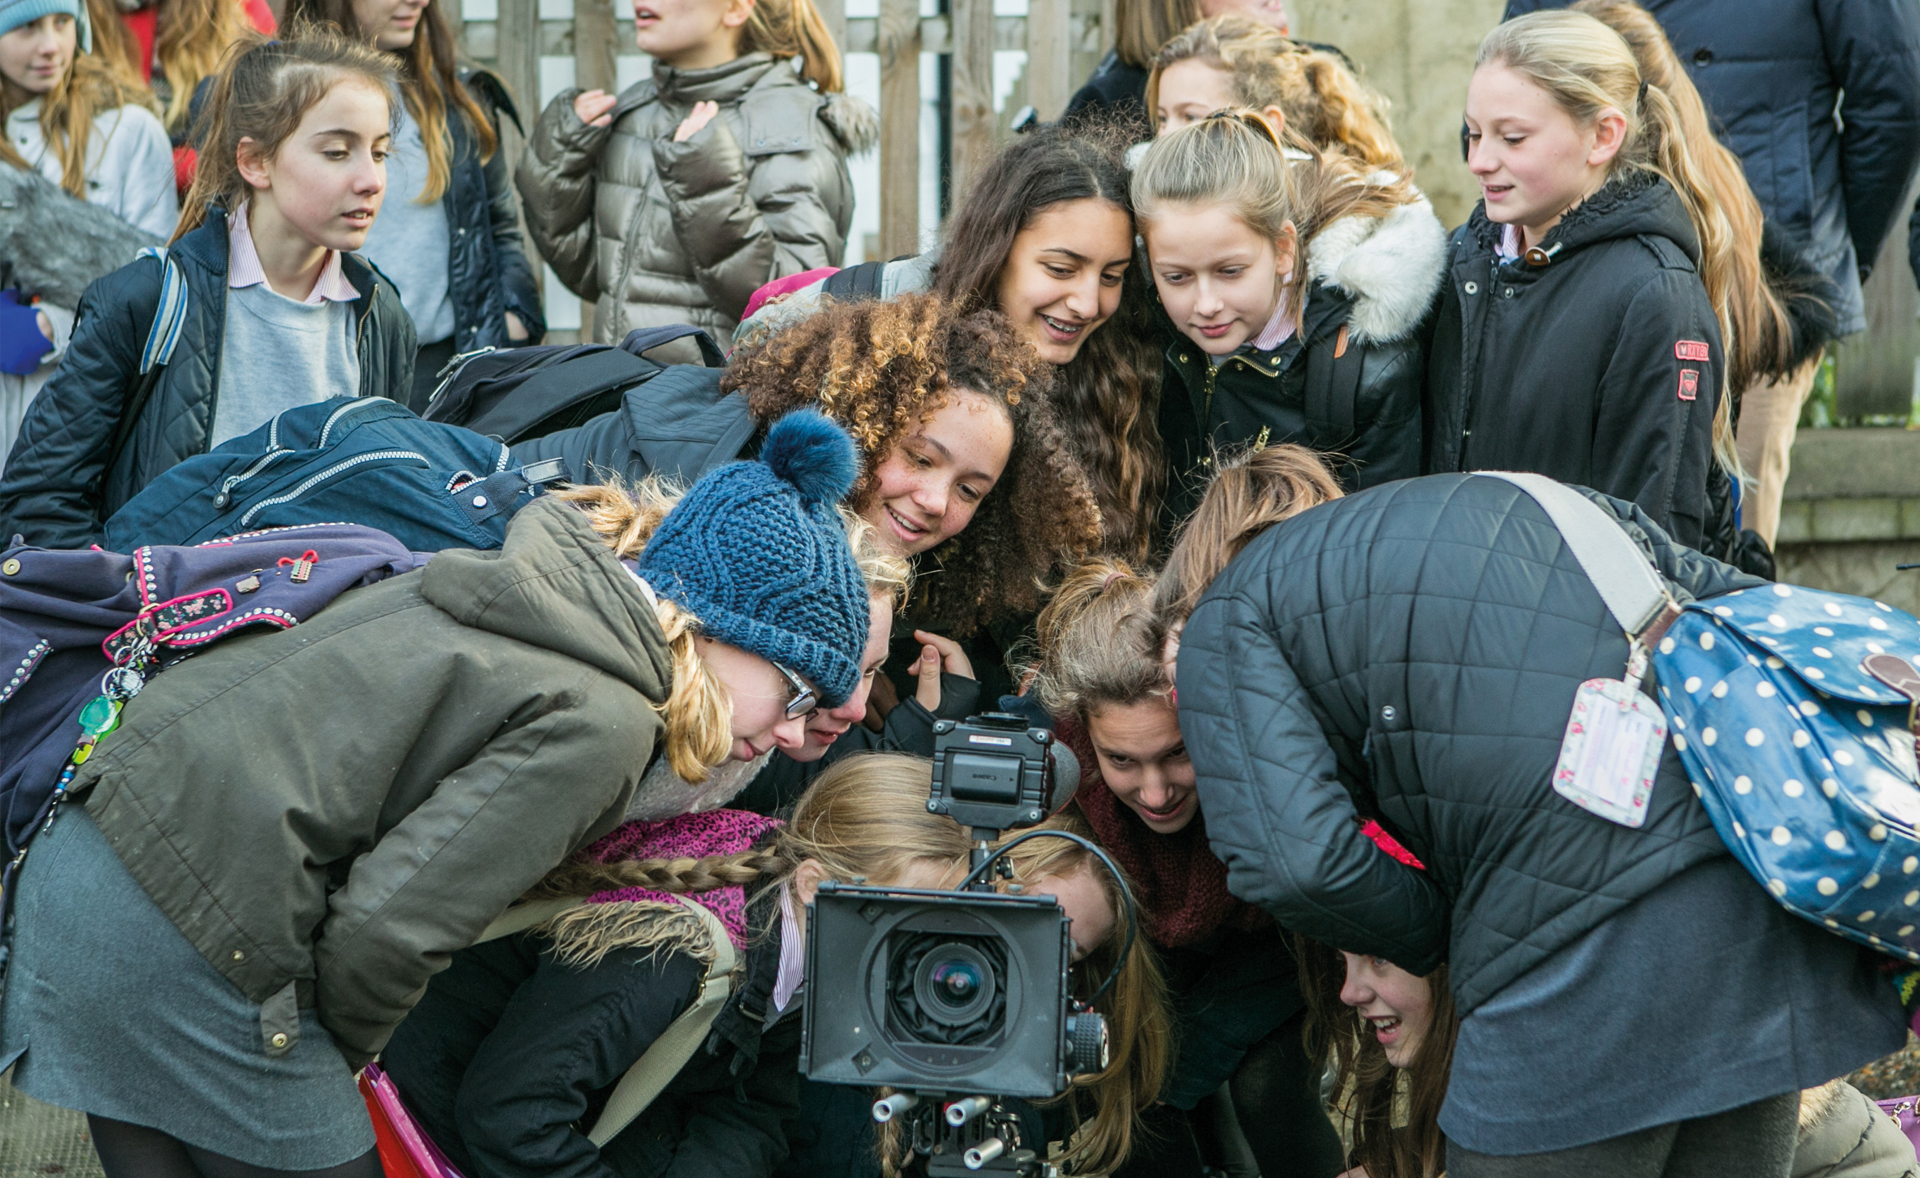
[1177,474,1761,1012]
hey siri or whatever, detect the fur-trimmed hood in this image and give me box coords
[820,91,878,155]
[1305,186,1446,346]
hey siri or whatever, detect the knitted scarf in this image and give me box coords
[1057,717,1268,949]
[577,809,785,952]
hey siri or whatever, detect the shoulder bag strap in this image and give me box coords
[1475,471,1680,644]
[103,248,187,480]
[586,895,739,1147]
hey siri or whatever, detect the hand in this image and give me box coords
[673,100,720,143]
[503,311,529,342]
[911,630,975,712]
[0,289,54,375]
[573,89,617,128]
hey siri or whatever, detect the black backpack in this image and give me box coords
[423,324,726,445]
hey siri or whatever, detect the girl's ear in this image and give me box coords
[722,0,755,32]
[1587,106,1628,169]
[1259,104,1287,141]
[235,136,274,193]
[1272,221,1298,279]
[793,857,832,906]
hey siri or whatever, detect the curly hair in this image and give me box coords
[724,293,1105,635]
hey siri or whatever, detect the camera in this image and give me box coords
[800,715,1121,1175]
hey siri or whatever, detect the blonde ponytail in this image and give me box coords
[743,0,844,93]
[1026,557,1164,723]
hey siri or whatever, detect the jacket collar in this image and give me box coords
[653,52,781,106]
[1464,170,1700,273]
[1303,189,1447,345]
[175,204,385,309]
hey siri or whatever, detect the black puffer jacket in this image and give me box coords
[446,71,546,350]
[1175,474,1762,1013]
[0,207,416,549]
[1425,174,1721,550]
[1505,0,1920,335]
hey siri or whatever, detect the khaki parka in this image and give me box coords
[75,498,670,1067]
[517,53,874,350]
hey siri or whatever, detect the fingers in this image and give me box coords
[673,100,721,142]
[913,630,975,680]
[573,90,617,127]
[914,644,943,712]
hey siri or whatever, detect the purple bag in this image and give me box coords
[1876,1096,1920,1154]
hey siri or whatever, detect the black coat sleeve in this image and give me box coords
[1175,589,1449,974]
[1819,0,1920,278]
[1158,932,1303,1110]
[0,260,155,548]
[1346,335,1424,490]
[470,79,547,344]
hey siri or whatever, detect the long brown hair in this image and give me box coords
[154,0,253,135]
[740,0,844,93]
[1147,15,1403,170]
[285,0,495,204]
[934,124,1165,563]
[1115,0,1202,71]
[726,293,1105,635]
[1297,936,1457,1178]
[0,15,159,198]
[173,29,397,241]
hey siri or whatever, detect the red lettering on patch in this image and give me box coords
[1677,368,1700,401]
[1675,340,1711,362]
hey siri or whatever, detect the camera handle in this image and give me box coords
[875,1090,1057,1177]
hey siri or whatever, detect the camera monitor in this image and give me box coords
[800,883,1104,1099]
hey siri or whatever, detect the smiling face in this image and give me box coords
[1088,698,1196,834]
[993,199,1133,366]
[351,0,430,49]
[631,0,750,69]
[0,13,73,101]
[1339,952,1434,1068]
[239,78,391,252]
[788,593,892,762]
[1463,61,1624,244]
[861,390,1012,556]
[1145,201,1295,357]
[698,636,812,761]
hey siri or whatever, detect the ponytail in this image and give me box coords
[743,0,844,93]
[1025,556,1164,723]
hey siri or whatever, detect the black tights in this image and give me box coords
[87,1116,384,1178]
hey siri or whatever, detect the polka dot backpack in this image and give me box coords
[1483,473,1920,962]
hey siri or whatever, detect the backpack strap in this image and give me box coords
[620,325,725,369]
[1303,322,1363,444]
[820,260,888,302]
[1475,471,1681,646]
[472,893,741,1149]
[103,248,188,483]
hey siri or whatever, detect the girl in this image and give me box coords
[293,0,544,410]
[0,0,175,468]
[1064,0,1290,140]
[383,753,1164,1178]
[1163,458,1906,1176]
[736,126,1164,564]
[0,31,416,550]
[1147,14,1401,168]
[0,410,878,1176]
[1425,10,1725,549]
[1026,541,1345,1178]
[1133,113,1439,520]
[515,0,870,353]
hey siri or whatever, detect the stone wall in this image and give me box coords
[1773,428,1920,613]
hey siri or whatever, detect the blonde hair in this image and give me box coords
[1028,557,1166,725]
[154,0,253,135]
[1134,112,1414,334]
[1150,443,1343,634]
[1148,15,1402,170]
[742,0,844,93]
[0,17,160,198]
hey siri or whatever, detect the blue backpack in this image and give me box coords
[103,397,570,552]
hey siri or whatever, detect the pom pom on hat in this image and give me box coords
[636,410,870,706]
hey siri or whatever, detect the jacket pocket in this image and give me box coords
[1768,103,1815,238]
[260,979,300,1057]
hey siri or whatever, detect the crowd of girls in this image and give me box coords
[0,3,1915,1178]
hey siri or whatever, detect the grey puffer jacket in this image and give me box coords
[518,54,874,350]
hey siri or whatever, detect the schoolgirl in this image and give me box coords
[1147,13,1400,168]
[1425,9,1726,549]
[515,0,869,353]
[381,752,1164,1178]
[1064,0,1289,141]
[1160,450,1905,1174]
[736,126,1164,563]
[1133,113,1440,520]
[291,0,544,409]
[0,0,174,467]
[0,411,877,1175]
[1025,539,1345,1178]
[0,32,417,550]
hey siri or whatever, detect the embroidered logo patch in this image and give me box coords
[1675,340,1711,362]
[1677,368,1700,401]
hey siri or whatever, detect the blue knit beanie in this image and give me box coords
[637,409,869,707]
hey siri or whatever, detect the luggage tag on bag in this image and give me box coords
[1552,639,1665,828]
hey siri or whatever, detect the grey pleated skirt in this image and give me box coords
[0,806,375,1168]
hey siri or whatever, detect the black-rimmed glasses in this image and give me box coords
[774,662,818,720]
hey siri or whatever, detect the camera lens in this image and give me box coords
[901,937,999,1032]
[930,959,982,1005]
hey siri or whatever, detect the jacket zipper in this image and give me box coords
[239,449,429,527]
[317,395,384,447]
[425,346,499,413]
[214,397,386,507]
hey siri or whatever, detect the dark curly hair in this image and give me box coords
[934,123,1165,563]
[724,293,1105,635]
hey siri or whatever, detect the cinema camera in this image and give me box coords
[800,715,1140,1177]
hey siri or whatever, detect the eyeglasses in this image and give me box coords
[773,662,818,720]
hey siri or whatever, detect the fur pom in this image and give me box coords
[0,167,160,309]
[761,408,859,505]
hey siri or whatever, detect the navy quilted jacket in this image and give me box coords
[0,207,416,549]
[1175,474,1762,1013]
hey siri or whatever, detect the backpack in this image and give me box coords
[423,324,725,446]
[102,397,570,553]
